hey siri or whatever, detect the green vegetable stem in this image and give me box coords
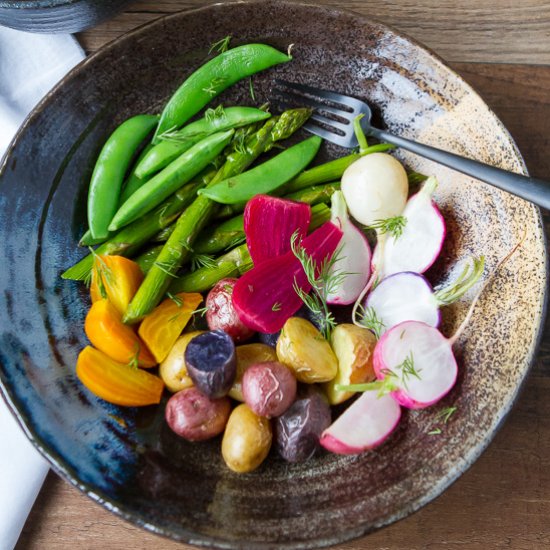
[154,43,291,142]
[87,114,159,239]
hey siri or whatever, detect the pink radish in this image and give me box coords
[360,258,484,336]
[373,176,445,279]
[373,320,458,409]
[232,221,343,333]
[244,195,311,266]
[320,390,401,454]
[326,191,372,305]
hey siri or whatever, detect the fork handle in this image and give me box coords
[369,127,550,210]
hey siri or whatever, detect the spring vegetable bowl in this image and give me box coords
[0,1,546,548]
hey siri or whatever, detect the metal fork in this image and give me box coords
[272,79,550,210]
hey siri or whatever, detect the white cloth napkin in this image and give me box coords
[0,26,85,550]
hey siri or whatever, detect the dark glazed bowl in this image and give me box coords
[0,0,131,33]
[0,1,546,548]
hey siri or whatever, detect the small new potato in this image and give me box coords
[206,278,255,342]
[276,317,338,383]
[222,403,272,473]
[159,331,204,392]
[242,362,297,418]
[323,324,377,405]
[341,153,408,226]
[165,387,231,441]
[229,343,278,401]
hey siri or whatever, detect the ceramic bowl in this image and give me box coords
[0,0,131,33]
[0,1,546,548]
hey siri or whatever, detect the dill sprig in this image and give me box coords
[271,302,282,312]
[426,406,457,435]
[382,351,421,390]
[208,35,232,54]
[204,104,226,124]
[190,254,217,272]
[127,344,140,370]
[249,77,256,101]
[154,260,179,278]
[434,257,485,306]
[225,234,246,251]
[88,247,112,296]
[290,231,347,340]
[355,304,385,339]
[192,305,210,317]
[366,216,407,239]
[202,76,226,97]
[166,291,183,308]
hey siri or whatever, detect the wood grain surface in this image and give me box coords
[15,1,550,549]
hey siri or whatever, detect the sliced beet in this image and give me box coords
[184,330,237,398]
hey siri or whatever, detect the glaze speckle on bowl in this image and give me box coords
[0,1,546,548]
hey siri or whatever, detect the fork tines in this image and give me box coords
[271,79,366,148]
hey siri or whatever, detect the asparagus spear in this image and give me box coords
[61,181,201,281]
[170,203,331,293]
[124,108,312,323]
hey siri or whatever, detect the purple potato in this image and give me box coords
[165,387,231,441]
[274,387,331,462]
[242,362,297,418]
[185,330,236,398]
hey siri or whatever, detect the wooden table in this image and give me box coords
[16,1,550,548]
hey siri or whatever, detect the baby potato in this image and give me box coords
[276,317,338,383]
[323,324,377,405]
[165,387,231,441]
[159,331,204,393]
[229,343,278,401]
[222,403,272,473]
[242,362,297,418]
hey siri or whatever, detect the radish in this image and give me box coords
[359,257,485,336]
[373,176,445,279]
[319,390,401,454]
[244,195,311,266]
[326,191,371,305]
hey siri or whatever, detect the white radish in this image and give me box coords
[373,320,458,409]
[360,258,484,336]
[326,191,371,305]
[319,390,401,454]
[341,152,408,226]
[373,176,445,279]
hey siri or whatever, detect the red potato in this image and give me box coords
[206,278,255,343]
[242,362,297,418]
[165,387,231,441]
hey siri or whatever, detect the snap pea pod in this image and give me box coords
[279,142,395,194]
[87,114,159,239]
[79,142,157,247]
[199,135,322,204]
[137,107,271,179]
[124,108,311,324]
[154,44,291,141]
[169,203,331,293]
[109,129,235,232]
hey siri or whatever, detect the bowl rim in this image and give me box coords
[0,0,93,8]
[0,0,547,547]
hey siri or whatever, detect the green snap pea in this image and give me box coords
[199,135,322,204]
[108,129,234,232]
[87,114,159,239]
[137,106,271,179]
[153,44,291,142]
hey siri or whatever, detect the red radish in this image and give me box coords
[320,390,401,454]
[326,191,371,305]
[244,195,311,265]
[373,320,458,409]
[232,222,343,333]
[373,176,445,279]
[360,258,484,336]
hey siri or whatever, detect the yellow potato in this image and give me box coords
[276,317,337,383]
[159,331,204,393]
[222,403,272,473]
[229,343,278,401]
[323,324,376,405]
